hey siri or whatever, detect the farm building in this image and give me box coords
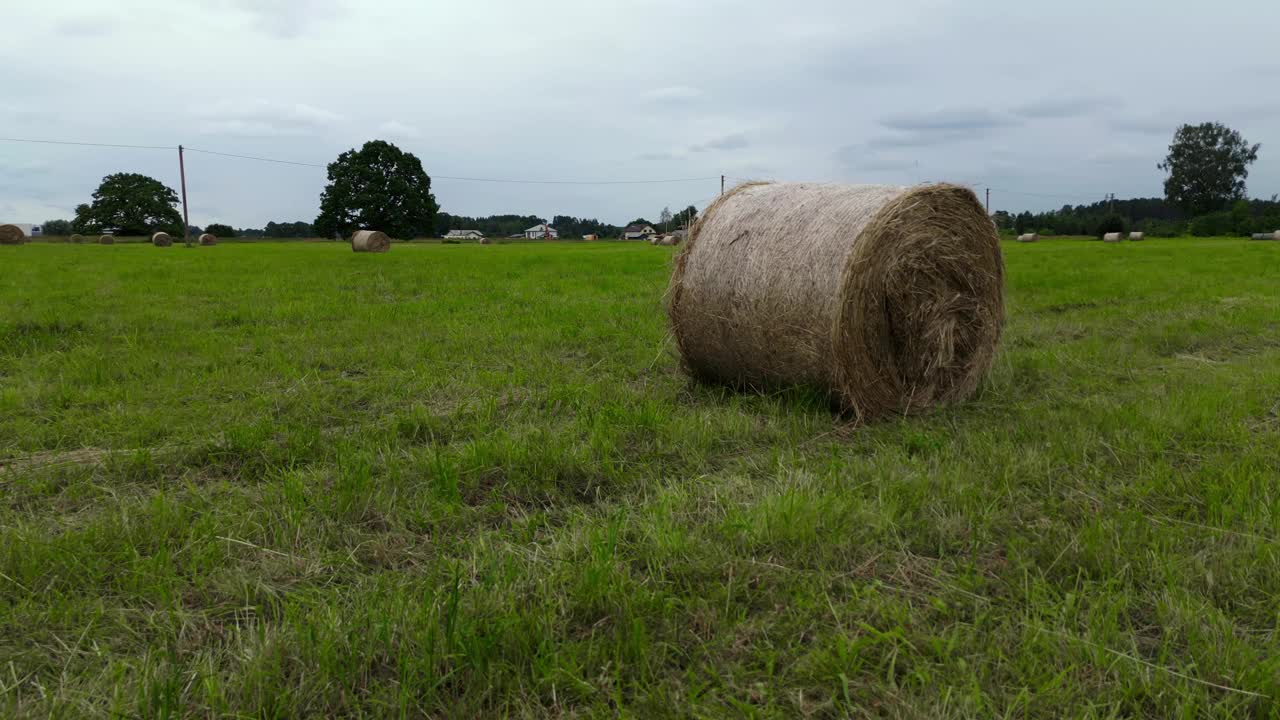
[444,229,485,241]
[524,223,558,239]
[623,224,657,241]
[6,223,44,238]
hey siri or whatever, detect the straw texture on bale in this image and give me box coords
[668,182,1005,420]
[152,232,173,247]
[351,230,391,253]
[70,233,85,244]
[1016,233,1038,242]
[1103,232,1123,242]
[1128,232,1145,241]
[199,233,218,246]
[0,224,24,245]
[98,235,115,245]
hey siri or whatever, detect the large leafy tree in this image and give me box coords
[73,173,183,235]
[41,219,73,235]
[1159,122,1260,216]
[204,223,237,238]
[314,140,438,239]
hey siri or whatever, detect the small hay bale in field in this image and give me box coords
[199,233,217,246]
[668,182,1004,421]
[478,237,491,245]
[1128,232,1145,241]
[1103,232,1123,242]
[1274,230,1280,241]
[70,233,85,244]
[351,230,390,253]
[98,235,115,245]
[1016,233,1038,242]
[0,224,25,245]
[152,232,173,247]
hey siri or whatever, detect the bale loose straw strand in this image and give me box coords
[151,232,173,247]
[0,224,24,245]
[199,233,218,246]
[667,182,1005,420]
[351,230,390,253]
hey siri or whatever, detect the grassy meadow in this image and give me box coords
[1,238,1279,717]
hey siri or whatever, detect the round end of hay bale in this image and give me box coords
[668,182,1004,420]
[351,230,391,253]
[199,233,218,246]
[98,235,115,245]
[478,237,491,245]
[0,224,25,245]
[152,232,173,247]
[70,233,85,244]
[1102,232,1123,242]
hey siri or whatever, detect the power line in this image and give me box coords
[0,137,172,151]
[189,146,727,183]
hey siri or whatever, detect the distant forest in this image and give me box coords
[995,196,1280,237]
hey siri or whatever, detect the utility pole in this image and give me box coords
[985,187,990,214]
[1107,192,1115,213]
[178,145,191,246]
[720,174,725,196]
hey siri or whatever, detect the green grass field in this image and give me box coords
[2,239,1279,717]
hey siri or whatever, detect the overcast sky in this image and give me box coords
[3,0,1279,228]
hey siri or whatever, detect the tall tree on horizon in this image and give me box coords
[1159,122,1260,215]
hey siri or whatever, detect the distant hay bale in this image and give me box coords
[1275,230,1280,241]
[1016,233,1038,242]
[0,224,24,245]
[151,232,173,247]
[199,233,217,246]
[70,233,85,244]
[668,182,1005,420]
[1251,233,1277,241]
[351,230,390,253]
[1128,232,1145,241]
[1103,232,1123,242]
[478,237,491,245]
[98,235,115,245]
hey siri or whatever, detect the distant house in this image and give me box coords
[524,223,558,240]
[9,223,43,238]
[444,229,485,241]
[623,224,656,241]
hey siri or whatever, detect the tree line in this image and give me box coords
[995,196,1280,238]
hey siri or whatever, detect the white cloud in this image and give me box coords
[641,86,703,103]
[376,120,421,139]
[193,100,344,137]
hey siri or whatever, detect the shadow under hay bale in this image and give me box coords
[1016,233,1038,242]
[98,235,115,245]
[351,230,390,253]
[667,182,1005,421]
[1102,232,1123,242]
[0,224,25,245]
[199,233,218,246]
[152,232,173,247]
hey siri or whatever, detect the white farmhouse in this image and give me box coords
[524,223,558,239]
[444,229,485,241]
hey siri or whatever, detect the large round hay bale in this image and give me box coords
[351,230,390,253]
[152,232,173,247]
[1016,233,1038,242]
[0,224,25,245]
[1274,230,1280,241]
[668,182,1005,420]
[70,233,85,244]
[98,235,115,245]
[1128,232,1145,241]
[199,233,217,246]
[1102,232,1123,242]
[477,237,491,245]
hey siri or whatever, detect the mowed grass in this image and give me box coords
[1,238,1278,718]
